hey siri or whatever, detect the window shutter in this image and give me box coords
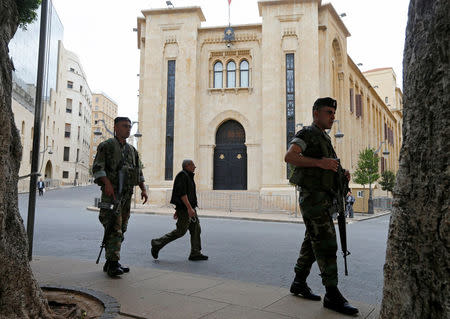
[384,123,388,140]
[381,158,385,173]
[355,94,362,117]
[349,88,354,113]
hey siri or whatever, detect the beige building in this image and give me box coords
[89,93,118,167]
[136,0,403,208]
[59,47,92,186]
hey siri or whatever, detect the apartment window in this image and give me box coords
[67,81,73,89]
[69,67,75,72]
[385,97,389,104]
[62,171,69,179]
[227,61,236,88]
[66,98,72,113]
[240,60,249,87]
[76,148,80,162]
[80,85,83,93]
[213,61,223,89]
[63,147,70,161]
[77,126,80,140]
[64,123,71,138]
[79,102,82,116]
[357,191,364,198]
[95,97,99,103]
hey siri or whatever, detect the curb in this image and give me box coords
[86,206,391,224]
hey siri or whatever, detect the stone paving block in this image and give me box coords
[131,272,225,295]
[201,304,296,319]
[264,294,376,319]
[119,290,228,319]
[192,281,289,309]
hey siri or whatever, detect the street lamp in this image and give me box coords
[367,141,390,214]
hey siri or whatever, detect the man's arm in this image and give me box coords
[284,144,339,172]
[135,150,148,204]
[92,143,115,198]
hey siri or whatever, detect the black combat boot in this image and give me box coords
[324,286,359,316]
[290,277,321,301]
[106,260,124,277]
[150,239,160,260]
[103,260,130,273]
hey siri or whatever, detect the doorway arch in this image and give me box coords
[213,120,247,190]
[44,160,52,179]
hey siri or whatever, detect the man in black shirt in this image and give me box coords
[150,159,208,261]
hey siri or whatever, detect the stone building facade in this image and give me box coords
[89,93,118,167]
[59,46,92,186]
[136,0,403,207]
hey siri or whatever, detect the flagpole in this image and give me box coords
[228,1,231,27]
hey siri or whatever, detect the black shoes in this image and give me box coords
[290,281,321,301]
[324,286,359,316]
[188,254,208,261]
[150,240,159,259]
[106,260,124,277]
[103,260,129,273]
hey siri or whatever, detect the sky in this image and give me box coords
[51,0,410,121]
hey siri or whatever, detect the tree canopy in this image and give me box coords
[379,170,396,194]
[353,148,380,186]
[16,0,41,27]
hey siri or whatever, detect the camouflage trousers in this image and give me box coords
[151,208,202,256]
[99,191,132,262]
[294,190,338,287]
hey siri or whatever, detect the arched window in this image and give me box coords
[214,61,223,88]
[227,61,236,88]
[240,60,249,87]
[21,121,25,135]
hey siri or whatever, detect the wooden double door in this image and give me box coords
[213,120,247,190]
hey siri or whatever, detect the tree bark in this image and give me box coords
[380,0,449,318]
[0,1,54,317]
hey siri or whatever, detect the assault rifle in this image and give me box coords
[96,169,126,264]
[335,159,351,276]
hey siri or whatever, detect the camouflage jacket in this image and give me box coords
[92,137,145,191]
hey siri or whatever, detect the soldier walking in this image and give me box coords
[150,160,208,261]
[93,117,148,277]
[285,97,358,316]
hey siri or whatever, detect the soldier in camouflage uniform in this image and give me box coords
[284,98,358,316]
[93,117,148,277]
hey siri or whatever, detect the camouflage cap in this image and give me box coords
[313,97,337,110]
[114,117,131,124]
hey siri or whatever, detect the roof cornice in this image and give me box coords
[141,6,206,22]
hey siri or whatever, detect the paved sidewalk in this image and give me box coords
[32,256,379,319]
[86,205,391,224]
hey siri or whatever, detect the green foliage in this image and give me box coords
[380,170,396,193]
[354,148,380,186]
[16,0,41,28]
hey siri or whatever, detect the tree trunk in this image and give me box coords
[0,1,54,317]
[380,0,449,318]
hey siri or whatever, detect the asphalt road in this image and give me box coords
[19,185,390,305]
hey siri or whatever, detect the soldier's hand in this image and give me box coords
[141,190,148,204]
[104,178,116,200]
[345,170,351,182]
[188,207,196,218]
[318,158,339,172]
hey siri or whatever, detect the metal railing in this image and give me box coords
[166,190,293,214]
[373,197,393,210]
